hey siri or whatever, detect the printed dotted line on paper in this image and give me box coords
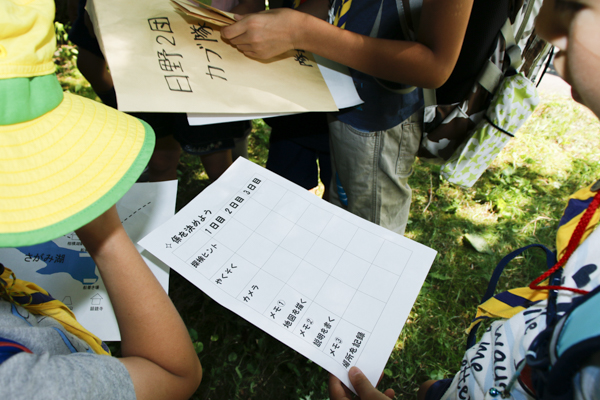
[121,201,152,223]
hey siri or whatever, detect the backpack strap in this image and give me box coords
[514,0,539,44]
[501,19,523,70]
[535,46,554,87]
[476,19,522,96]
[483,244,555,303]
[423,88,436,108]
[466,244,556,349]
[397,0,421,41]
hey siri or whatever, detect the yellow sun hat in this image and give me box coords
[0,0,155,247]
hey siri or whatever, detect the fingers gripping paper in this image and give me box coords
[87,0,338,114]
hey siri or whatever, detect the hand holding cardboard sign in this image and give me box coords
[87,0,337,114]
[221,8,304,60]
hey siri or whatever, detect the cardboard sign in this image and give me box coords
[87,0,338,114]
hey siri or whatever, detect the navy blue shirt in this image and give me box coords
[330,0,423,131]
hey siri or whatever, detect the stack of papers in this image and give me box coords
[171,0,236,27]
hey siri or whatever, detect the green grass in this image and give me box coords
[53,25,600,399]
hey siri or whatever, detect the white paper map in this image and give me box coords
[140,159,436,391]
[0,181,177,341]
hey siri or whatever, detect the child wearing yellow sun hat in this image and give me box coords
[0,0,202,398]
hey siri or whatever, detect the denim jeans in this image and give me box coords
[328,110,422,235]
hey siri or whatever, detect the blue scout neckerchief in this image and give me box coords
[0,263,110,356]
[466,181,600,346]
[333,0,351,29]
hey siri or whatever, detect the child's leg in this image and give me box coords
[200,149,233,181]
[232,130,250,161]
[266,139,319,190]
[148,135,182,182]
[328,110,422,235]
[76,47,113,94]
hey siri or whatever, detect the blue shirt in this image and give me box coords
[330,0,423,132]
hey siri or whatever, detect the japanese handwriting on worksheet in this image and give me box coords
[170,209,212,245]
[329,336,342,357]
[284,299,307,329]
[190,23,227,81]
[191,243,218,267]
[166,176,263,251]
[271,299,286,319]
[215,262,238,284]
[242,285,259,302]
[342,331,365,369]
[313,316,335,348]
[204,177,263,235]
[148,17,192,92]
[138,157,438,390]
[300,317,313,337]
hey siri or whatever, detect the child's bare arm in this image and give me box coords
[221,0,473,88]
[76,206,202,400]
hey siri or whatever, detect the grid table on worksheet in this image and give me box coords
[165,173,412,369]
[140,158,435,388]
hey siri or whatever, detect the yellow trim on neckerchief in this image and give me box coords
[556,184,600,259]
[0,265,110,356]
[333,0,351,29]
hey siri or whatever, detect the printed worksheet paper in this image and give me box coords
[139,159,437,392]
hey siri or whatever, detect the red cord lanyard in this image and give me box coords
[529,190,600,295]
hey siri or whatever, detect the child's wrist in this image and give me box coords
[291,12,314,53]
[76,205,123,256]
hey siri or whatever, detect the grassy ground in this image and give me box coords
[54,22,600,399]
